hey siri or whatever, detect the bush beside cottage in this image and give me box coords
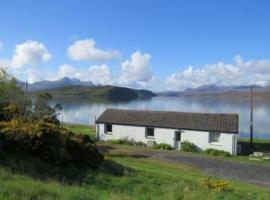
[181,141,199,152]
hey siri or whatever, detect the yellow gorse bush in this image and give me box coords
[202,177,229,192]
[0,118,104,168]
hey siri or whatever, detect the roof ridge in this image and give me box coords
[106,108,239,116]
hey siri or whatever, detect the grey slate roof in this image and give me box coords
[96,108,239,133]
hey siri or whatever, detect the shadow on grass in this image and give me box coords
[0,150,135,185]
[109,153,149,159]
[97,144,116,153]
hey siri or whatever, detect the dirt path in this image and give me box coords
[99,144,270,186]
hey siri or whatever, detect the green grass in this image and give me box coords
[62,123,96,138]
[0,150,269,200]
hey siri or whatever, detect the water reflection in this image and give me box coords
[51,96,270,139]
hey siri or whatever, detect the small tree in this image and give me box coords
[33,92,62,124]
[0,69,26,120]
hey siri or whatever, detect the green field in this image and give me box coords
[0,123,269,200]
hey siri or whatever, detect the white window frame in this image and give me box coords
[145,127,155,138]
[209,132,221,144]
[104,124,112,134]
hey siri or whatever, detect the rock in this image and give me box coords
[262,156,270,160]
[249,157,262,161]
[253,152,264,157]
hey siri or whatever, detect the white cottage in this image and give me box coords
[95,108,239,155]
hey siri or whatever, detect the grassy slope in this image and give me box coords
[0,151,269,200]
[0,123,269,200]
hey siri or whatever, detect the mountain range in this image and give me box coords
[16,77,156,101]
[16,77,270,99]
[17,77,95,91]
[157,84,270,98]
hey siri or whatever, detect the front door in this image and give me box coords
[174,131,181,150]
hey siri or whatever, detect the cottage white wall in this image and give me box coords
[181,130,236,154]
[97,123,175,145]
[96,123,237,155]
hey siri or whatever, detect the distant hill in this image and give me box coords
[36,85,156,101]
[157,84,270,98]
[30,77,95,91]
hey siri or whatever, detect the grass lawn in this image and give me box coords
[62,123,96,138]
[0,149,269,200]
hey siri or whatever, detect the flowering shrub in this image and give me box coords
[202,177,229,192]
[0,118,103,168]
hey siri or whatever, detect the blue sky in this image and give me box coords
[0,0,270,91]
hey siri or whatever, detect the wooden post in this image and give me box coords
[250,86,253,148]
[23,81,28,115]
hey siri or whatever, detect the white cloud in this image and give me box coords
[11,40,51,69]
[87,65,113,85]
[0,40,51,82]
[119,51,154,88]
[57,64,77,78]
[166,55,270,90]
[68,39,119,61]
[52,64,114,85]
[26,68,42,83]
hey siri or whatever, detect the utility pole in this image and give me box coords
[250,85,253,148]
[23,81,28,115]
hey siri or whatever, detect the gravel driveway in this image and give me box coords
[99,144,270,186]
[152,151,270,186]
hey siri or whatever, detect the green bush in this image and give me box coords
[181,141,198,152]
[204,148,230,157]
[0,119,103,168]
[153,143,173,150]
[107,139,123,145]
[106,138,144,146]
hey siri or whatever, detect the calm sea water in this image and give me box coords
[52,96,270,139]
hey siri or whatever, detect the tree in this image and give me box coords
[33,92,62,124]
[34,92,53,116]
[0,69,25,120]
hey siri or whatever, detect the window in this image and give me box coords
[104,124,112,134]
[175,131,181,141]
[146,127,155,138]
[209,132,220,143]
